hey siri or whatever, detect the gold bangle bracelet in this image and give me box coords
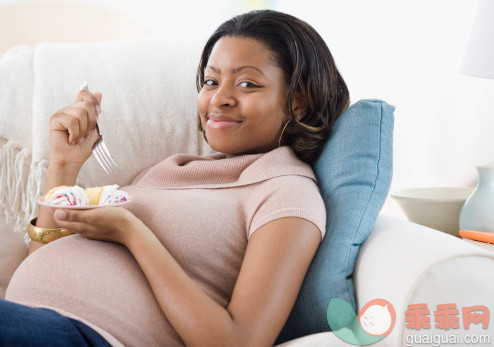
[28,217,75,244]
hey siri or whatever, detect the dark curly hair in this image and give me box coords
[196,9,350,165]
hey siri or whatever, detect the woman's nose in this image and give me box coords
[210,84,236,107]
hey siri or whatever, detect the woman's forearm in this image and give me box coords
[28,163,80,255]
[125,222,238,347]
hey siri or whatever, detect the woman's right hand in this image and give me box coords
[48,90,102,170]
[32,90,103,250]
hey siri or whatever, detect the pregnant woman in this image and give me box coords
[1,9,349,346]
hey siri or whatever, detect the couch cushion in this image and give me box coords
[276,99,395,343]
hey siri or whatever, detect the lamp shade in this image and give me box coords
[460,0,494,79]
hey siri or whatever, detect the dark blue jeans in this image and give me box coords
[0,299,111,346]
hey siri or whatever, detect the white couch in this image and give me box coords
[1,39,494,346]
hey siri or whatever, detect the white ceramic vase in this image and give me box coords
[459,164,494,233]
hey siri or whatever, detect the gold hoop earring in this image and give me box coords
[278,119,291,147]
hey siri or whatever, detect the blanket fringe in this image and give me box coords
[0,137,48,248]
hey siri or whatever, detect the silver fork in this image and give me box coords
[80,81,118,175]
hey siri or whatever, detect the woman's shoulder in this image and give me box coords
[244,174,327,240]
[243,173,324,218]
[250,174,322,199]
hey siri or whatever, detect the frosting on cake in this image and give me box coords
[44,185,129,206]
[98,185,129,205]
[44,185,89,206]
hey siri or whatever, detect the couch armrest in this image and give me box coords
[354,214,494,346]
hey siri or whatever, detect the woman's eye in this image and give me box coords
[203,79,217,87]
[239,81,259,88]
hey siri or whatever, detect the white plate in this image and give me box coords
[37,195,132,210]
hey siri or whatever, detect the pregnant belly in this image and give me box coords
[5,234,183,346]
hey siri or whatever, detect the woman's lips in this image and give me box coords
[207,119,242,129]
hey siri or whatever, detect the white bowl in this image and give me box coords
[390,187,474,237]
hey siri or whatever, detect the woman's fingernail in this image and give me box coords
[80,137,85,143]
[95,105,101,115]
[55,210,66,220]
[88,129,94,137]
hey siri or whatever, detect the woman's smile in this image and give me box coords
[207,110,244,129]
[207,118,243,129]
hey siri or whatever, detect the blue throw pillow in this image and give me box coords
[275,99,395,343]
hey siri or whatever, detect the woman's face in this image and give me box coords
[197,36,291,156]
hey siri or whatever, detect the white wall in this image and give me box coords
[2,0,492,193]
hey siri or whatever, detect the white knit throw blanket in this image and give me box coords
[0,38,215,246]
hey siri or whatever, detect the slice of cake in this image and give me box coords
[44,185,89,206]
[85,186,104,205]
[85,185,129,205]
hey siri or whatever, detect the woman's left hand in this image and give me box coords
[53,207,140,245]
